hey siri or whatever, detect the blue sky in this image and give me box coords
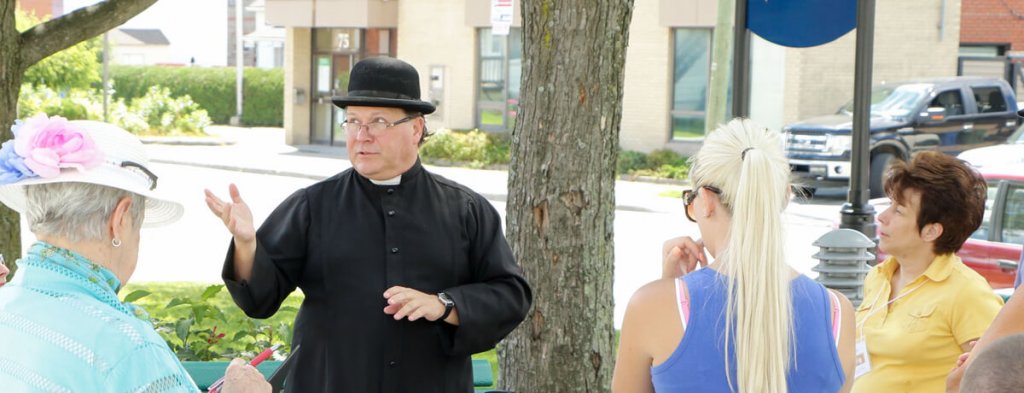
[63,0,229,66]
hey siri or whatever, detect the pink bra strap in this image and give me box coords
[828,290,841,347]
[675,278,690,330]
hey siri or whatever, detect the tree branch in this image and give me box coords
[18,0,158,71]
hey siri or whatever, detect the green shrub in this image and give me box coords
[617,148,690,180]
[127,86,212,135]
[17,84,210,136]
[420,129,510,169]
[110,66,283,126]
[123,283,300,361]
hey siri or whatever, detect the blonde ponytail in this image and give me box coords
[689,118,793,393]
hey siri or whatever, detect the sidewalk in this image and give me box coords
[142,126,688,214]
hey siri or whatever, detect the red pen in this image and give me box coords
[207,344,281,393]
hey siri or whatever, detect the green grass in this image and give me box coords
[658,189,684,199]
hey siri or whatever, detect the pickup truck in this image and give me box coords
[785,76,1020,197]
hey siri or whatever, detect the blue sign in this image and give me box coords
[747,0,857,48]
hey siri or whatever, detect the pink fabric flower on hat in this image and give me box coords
[13,114,105,178]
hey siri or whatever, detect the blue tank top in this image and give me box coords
[650,268,845,392]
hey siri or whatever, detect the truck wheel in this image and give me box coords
[869,152,896,199]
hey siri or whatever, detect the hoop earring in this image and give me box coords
[111,238,122,248]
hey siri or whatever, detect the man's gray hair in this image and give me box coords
[24,182,145,242]
[961,333,1024,393]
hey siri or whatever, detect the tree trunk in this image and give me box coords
[1,0,23,274]
[499,1,633,392]
[0,0,157,274]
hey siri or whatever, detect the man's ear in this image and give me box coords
[108,196,134,240]
[412,116,425,144]
[921,222,944,243]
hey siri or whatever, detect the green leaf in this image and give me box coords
[122,290,151,303]
[175,318,192,343]
[165,297,191,309]
[192,304,208,324]
[201,284,224,301]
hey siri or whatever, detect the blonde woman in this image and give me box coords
[612,119,856,393]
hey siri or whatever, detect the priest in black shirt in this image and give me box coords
[204,56,532,393]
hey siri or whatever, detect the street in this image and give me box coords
[17,162,850,328]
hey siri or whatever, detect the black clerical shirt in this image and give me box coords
[221,160,532,392]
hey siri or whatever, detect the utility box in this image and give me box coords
[812,229,876,306]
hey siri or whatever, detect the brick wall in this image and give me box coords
[16,0,60,18]
[961,0,1024,50]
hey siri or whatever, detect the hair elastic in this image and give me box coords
[741,147,755,160]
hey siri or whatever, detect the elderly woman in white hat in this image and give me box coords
[0,114,268,392]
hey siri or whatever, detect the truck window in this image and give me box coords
[970,181,1000,241]
[929,90,965,116]
[1002,184,1024,245]
[971,86,1008,113]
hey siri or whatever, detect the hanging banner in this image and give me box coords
[491,0,514,36]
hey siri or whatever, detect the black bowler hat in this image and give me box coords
[331,57,436,114]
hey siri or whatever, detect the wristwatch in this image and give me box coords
[437,292,455,321]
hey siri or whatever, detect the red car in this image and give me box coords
[871,164,1024,289]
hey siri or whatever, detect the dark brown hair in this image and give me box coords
[883,151,987,254]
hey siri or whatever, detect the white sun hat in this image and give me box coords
[0,117,184,227]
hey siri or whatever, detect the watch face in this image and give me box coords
[438,292,454,306]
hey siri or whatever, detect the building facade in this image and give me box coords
[108,28,173,65]
[268,0,961,153]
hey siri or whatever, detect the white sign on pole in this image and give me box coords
[491,0,513,36]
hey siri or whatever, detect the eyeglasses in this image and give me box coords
[120,161,158,191]
[682,185,722,222]
[341,115,418,136]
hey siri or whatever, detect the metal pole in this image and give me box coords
[840,0,877,242]
[731,0,750,118]
[234,0,244,125]
[102,32,110,123]
[706,0,735,131]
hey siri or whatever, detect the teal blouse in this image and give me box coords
[0,242,200,392]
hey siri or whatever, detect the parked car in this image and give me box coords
[786,76,1020,198]
[869,164,1024,289]
[958,121,1024,169]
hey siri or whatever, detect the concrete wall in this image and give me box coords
[398,0,478,130]
[749,35,787,132]
[284,27,312,145]
[619,0,673,152]
[781,0,961,124]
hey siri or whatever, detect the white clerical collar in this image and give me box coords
[369,175,402,186]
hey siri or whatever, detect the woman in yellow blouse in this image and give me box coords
[851,151,1003,393]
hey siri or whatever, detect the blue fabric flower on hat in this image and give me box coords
[0,139,37,185]
[0,119,37,184]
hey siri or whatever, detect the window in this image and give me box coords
[970,86,1007,113]
[1001,184,1024,245]
[671,29,712,139]
[970,181,1000,241]
[476,28,522,131]
[929,90,965,116]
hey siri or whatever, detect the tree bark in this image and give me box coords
[0,0,157,274]
[500,1,633,392]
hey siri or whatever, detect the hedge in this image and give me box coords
[109,65,283,126]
